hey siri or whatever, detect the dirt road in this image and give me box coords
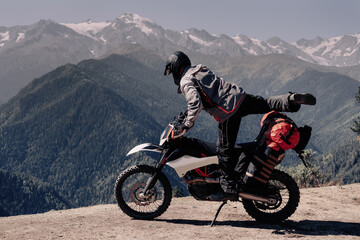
[1,184,360,240]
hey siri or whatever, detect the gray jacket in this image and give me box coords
[179,64,246,127]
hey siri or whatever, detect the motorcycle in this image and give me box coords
[114,113,307,225]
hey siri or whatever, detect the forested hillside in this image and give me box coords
[0,169,70,216]
[322,140,360,184]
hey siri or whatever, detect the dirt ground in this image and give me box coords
[1,183,360,240]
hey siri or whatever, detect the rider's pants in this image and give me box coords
[217,93,300,193]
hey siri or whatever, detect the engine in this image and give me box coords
[184,168,223,200]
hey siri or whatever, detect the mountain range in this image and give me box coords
[1,13,360,103]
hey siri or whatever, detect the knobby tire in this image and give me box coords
[242,169,300,223]
[114,165,172,220]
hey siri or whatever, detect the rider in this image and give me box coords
[164,51,316,201]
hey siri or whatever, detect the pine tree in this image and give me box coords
[351,87,360,136]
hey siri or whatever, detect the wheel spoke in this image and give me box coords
[253,179,290,214]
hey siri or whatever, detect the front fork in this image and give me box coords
[142,148,171,195]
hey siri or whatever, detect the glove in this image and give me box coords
[171,123,189,140]
[177,111,188,123]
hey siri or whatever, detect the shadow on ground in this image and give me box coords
[153,218,360,237]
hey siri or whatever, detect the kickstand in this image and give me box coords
[211,201,227,227]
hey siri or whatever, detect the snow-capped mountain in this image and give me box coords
[295,34,360,66]
[1,13,359,66]
[0,13,359,103]
[59,15,360,67]
[59,14,360,67]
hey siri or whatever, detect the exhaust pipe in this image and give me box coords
[184,177,219,184]
[238,192,277,204]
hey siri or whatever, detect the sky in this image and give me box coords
[0,0,359,42]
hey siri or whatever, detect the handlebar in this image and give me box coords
[171,128,187,139]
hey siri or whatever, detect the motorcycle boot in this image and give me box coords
[209,172,238,201]
[289,93,316,105]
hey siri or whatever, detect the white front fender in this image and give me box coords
[126,143,163,156]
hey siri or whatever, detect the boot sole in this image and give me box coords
[293,93,316,105]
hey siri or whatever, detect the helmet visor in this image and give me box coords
[164,62,171,76]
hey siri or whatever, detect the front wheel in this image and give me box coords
[114,165,172,220]
[242,169,300,223]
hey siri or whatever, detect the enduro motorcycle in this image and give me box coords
[114,113,306,225]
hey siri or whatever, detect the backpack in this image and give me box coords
[260,111,300,151]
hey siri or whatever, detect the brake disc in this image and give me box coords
[130,183,157,206]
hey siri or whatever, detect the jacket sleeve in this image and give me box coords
[180,78,203,128]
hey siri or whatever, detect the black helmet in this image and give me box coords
[164,51,191,86]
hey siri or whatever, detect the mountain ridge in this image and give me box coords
[1,13,359,103]
[56,13,360,67]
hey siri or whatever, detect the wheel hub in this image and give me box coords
[267,192,282,209]
[254,190,282,210]
[130,183,157,206]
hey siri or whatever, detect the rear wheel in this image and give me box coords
[242,169,300,223]
[114,165,172,220]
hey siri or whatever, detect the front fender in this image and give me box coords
[126,143,163,156]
